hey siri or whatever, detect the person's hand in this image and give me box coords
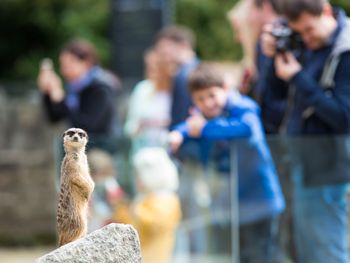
[187,108,206,138]
[275,52,302,81]
[168,131,184,153]
[37,59,52,93]
[49,79,65,103]
[261,24,277,58]
[187,113,206,138]
[37,60,65,102]
[37,68,52,93]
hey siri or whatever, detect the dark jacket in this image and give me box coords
[43,71,118,136]
[263,8,350,185]
[169,57,200,129]
[264,9,350,135]
[254,43,287,134]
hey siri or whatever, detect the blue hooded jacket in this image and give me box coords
[175,92,285,224]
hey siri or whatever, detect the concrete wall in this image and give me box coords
[0,89,61,245]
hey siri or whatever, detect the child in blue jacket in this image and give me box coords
[168,63,285,261]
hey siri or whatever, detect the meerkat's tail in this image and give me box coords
[58,234,70,247]
[58,227,87,247]
[58,231,77,247]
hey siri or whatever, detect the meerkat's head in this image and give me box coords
[63,128,88,152]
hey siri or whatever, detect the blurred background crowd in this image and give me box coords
[1,0,350,262]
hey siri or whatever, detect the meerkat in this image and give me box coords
[57,128,95,247]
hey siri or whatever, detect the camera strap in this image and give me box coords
[279,84,296,134]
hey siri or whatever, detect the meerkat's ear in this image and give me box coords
[85,131,89,141]
[62,131,67,138]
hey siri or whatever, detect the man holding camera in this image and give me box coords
[261,0,350,262]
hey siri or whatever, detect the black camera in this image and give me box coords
[271,24,303,53]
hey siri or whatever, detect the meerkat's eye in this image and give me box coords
[67,131,75,137]
[78,132,85,138]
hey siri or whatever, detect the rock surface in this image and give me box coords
[36,223,142,263]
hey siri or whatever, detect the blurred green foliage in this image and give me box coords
[176,0,241,62]
[0,0,110,81]
[332,0,350,11]
[0,0,349,82]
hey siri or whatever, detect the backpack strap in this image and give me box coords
[302,53,341,119]
[320,54,341,89]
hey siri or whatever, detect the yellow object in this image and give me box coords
[114,192,182,263]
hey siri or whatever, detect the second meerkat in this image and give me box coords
[57,128,94,247]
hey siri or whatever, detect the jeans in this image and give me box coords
[240,216,282,263]
[292,166,349,263]
[207,172,283,262]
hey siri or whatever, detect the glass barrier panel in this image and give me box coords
[43,135,350,262]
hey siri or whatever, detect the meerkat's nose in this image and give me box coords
[73,135,79,141]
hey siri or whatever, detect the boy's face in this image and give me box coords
[192,86,228,119]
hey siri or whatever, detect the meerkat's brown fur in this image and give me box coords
[57,128,94,247]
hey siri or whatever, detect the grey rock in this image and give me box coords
[36,223,142,263]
